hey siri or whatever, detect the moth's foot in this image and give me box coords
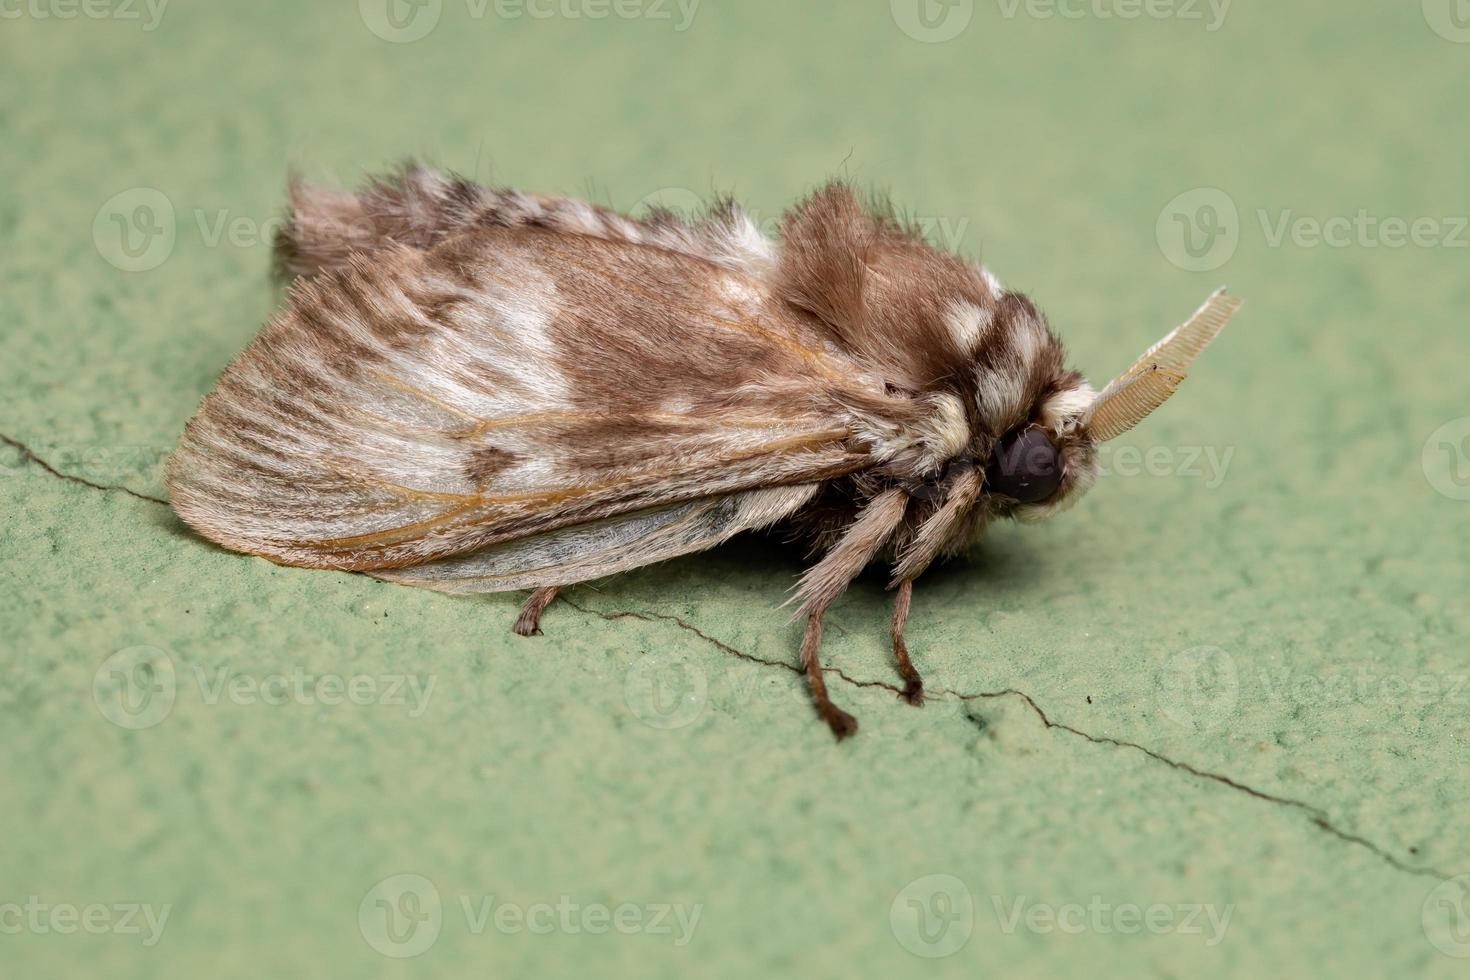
[513,586,560,638]
[892,634,925,706]
[821,705,860,741]
[801,606,859,740]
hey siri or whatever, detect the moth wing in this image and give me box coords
[167,225,876,572]
[373,485,818,593]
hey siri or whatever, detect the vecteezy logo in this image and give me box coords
[93,646,177,730]
[889,874,974,958]
[624,654,708,729]
[1156,188,1240,272]
[358,874,443,958]
[1423,418,1470,501]
[1156,645,1239,731]
[1423,875,1470,957]
[359,0,443,43]
[93,188,176,272]
[890,0,974,43]
[1423,0,1470,43]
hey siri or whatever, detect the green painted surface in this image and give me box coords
[3,2,1469,976]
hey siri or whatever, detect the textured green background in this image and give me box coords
[4,1,1469,976]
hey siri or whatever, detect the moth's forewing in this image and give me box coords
[167,225,875,575]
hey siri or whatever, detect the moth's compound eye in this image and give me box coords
[985,427,1063,503]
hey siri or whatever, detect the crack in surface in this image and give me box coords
[1,433,168,506]
[560,597,883,692]
[562,594,1453,882]
[946,686,1451,881]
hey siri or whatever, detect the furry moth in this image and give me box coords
[167,164,1242,739]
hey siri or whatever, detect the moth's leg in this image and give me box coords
[793,488,911,740]
[800,599,858,740]
[512,586,561,637]
[890,579,924,706]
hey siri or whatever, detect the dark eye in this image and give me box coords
[985,428,1063,503]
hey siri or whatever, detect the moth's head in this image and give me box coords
[973,289,1242,522]
[979,377,1098,522]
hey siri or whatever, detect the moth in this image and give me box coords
[167,164,1241,739]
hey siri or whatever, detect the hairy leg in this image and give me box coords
[513,586,561,637]
[800,601,858,740]
[890,579,924,706]
[792,488,911,739]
